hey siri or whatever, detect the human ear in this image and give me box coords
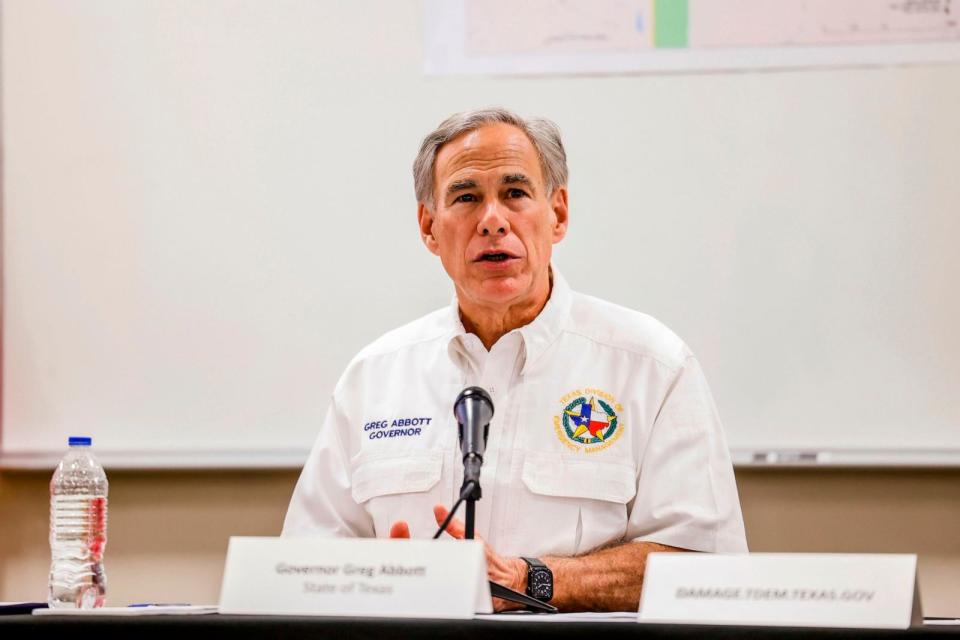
[418,203,441,256]
[550,186,569,244]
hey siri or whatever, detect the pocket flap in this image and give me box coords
[350,449,443,504]
[521,452,636,504]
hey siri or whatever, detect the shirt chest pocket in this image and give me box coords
[350,449,452,538]
[511,452,637,557]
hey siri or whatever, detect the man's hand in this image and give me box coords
[388,505,527,612]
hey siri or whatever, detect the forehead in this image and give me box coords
[434,123,543,187]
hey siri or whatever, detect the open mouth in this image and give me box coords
[478,252,512,262]
[474,247,521,263]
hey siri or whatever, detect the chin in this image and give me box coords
[473,277,530,305]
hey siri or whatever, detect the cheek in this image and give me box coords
[520,221,556,256]
[430,218,454,246]
[433,223,471,266]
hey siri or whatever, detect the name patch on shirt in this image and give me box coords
[363,417,432,440]
[553,388,624,454]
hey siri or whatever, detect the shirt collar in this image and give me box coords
[444,265,572,374]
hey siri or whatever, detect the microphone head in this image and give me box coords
[454,386,494,424]
[454,386,494,459]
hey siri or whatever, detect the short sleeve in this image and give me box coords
[625,356,748,552]
[282,396,374,538]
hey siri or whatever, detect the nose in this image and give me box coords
[477,202,510,237]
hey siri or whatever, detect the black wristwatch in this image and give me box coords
[521,557,553,602]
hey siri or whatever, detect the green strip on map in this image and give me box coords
[654,0,688,48]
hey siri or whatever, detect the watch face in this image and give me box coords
[529,568,553,601]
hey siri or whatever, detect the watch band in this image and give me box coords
[521,556,548,570]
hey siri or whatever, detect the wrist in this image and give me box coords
[513,557,527,593]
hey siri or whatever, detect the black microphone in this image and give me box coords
[453,386,494,499]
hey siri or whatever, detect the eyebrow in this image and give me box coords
[502,173,532,187]
[446,179,477,195]
[503,173,536,194]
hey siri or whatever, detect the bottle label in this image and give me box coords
[88,497,107,558]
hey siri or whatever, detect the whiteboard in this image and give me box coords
[3,0,960,468]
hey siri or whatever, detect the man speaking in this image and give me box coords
[283,108,747,611]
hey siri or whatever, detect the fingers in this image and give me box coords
[389,520,410,538]
[433,504,466,539]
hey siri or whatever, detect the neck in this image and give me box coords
[458,271,553,351]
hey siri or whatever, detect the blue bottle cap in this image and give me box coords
[68,436,92,446]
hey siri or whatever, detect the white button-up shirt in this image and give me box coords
[283,269,748,556]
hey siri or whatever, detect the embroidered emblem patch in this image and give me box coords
[553,389,624,453]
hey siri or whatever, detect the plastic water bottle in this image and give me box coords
[48,436,108,609]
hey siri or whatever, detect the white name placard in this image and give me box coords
[219,536,492,619]
[639,553,920,629]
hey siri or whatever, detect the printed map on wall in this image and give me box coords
[424,0,960,74]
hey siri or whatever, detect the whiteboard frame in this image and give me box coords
[3,448,960,471]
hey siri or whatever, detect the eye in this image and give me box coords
[506,188,528,199]
[454,193,477,203]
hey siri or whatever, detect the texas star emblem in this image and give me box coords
[553,388,624,453]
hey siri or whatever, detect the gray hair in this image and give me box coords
[413,107,568,208]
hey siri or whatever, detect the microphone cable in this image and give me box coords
[432,480,477,539]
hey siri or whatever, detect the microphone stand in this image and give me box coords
[465,500,476,540]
